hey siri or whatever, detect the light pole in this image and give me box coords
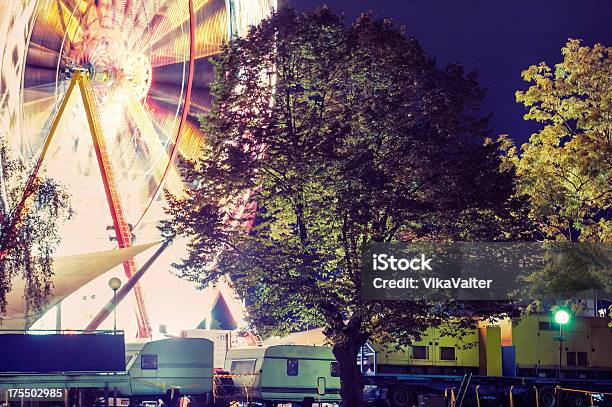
[554,309,570,379]
[108,277,122,333]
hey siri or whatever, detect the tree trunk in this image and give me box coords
[333,339,365,407]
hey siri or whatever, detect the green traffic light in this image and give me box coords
[554,309,570,325]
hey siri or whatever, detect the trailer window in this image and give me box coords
[330,362,339,377]
[141,354,158,370]
[230,359,257,375]
[439,347,456,361]
[287,359,299,376]
[412,346,428,360]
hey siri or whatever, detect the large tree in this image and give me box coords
[166,7,522,405]
[501,39,611,243]
[499,39,611,319]
[0,139,71,325]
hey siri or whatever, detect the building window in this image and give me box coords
[412,346,428,360]
[141,354,158,370]
[440,347,456,361]
[230,359,257,375]
[567,352,587,367]
[287,359,299,376]
[538,321,551,330]
[567,352,576,366]
[330,362,339,377]
[539,321,561,331]
[577,352,588,367]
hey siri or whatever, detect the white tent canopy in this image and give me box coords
[1,242,160,330]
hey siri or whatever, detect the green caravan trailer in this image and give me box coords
[224,345,341,405]
[121,337,214,404]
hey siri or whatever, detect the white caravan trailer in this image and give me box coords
[121,337,214,405]
[224,345,341,405]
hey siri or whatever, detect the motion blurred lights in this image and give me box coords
[554,309,570,325]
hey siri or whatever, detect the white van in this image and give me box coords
[224,345,341,406]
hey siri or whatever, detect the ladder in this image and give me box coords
[456,372,472,407]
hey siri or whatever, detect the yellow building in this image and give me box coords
[512,314,612,379]
[372,315,612,379]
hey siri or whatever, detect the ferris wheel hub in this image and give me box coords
[83,62,113,83]
[64,29,152,103]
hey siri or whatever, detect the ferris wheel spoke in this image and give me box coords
[175,117,206,162]
[96,0,137,31]
[138,14,190,57]
[30,19,65,52]
[52,0,72,36]
[139,0,225,55]
[153,57,213,87]
[95,0,115,28]
[23,67,59,88]
[45,0,87,44]
[78,0,102,33]
[143,97,204,164]
[146,86,180,107]
[113,0,128,31]
[148,0,226,67]
[121,0,179,48]
[150,61,188,86]
[26,44,61,71]
[120,0,152,50]
[148,83,211,118]
[21,104,54,136]
[124,88,185,198]
[136,0,201,46]
[21,84,60,109]
[146,99,206,163]
[18,85,71,157]
[116,0,152,36]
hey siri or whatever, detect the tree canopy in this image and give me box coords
[166,7,526,405]
[501,39,611,243]
[499,39,611,320]
[0,140,71,325]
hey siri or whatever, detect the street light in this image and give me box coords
[108,277,122,333]
[554,309,570,325]
[107,277,122,407]
[554,308,571,379]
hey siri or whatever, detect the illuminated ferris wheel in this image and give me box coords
[0,0,275,337]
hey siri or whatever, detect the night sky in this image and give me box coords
[288,0,612,145]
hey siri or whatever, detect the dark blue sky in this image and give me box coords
[289,0,612,144]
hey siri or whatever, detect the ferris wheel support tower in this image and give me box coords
[18,66,153,338]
